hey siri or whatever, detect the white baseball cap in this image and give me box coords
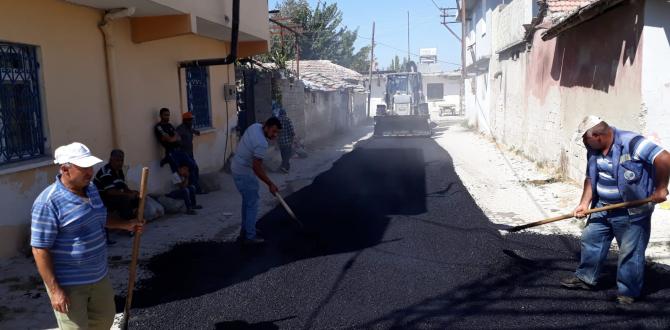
[574,115,604,143]
[53,142,103,168]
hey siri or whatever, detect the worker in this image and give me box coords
[560,116,670,305]
[31,142,143,329]
[231,117,282,244]
[277,108,295,173]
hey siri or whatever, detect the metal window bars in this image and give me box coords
[0,42,45,165]
[185,66,212,129]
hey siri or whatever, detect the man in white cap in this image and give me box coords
[30,142,143,329]
[560,116,670,305]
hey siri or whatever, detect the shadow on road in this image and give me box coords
[122,147,427,310]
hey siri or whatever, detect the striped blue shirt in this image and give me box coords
[30,176,109,286]
[591,138,664,204]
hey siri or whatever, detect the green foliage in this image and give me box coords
[269,0,370,73]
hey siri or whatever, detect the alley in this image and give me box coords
[123,120,670,329]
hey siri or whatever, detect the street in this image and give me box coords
[123,121,670,329]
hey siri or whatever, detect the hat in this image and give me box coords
[54,142,103,168]
[182,112,194,120]
[574,115,603,142]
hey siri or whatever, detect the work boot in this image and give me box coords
[186,209,197,215]
[616,295,635,305]
[560,276,593,290]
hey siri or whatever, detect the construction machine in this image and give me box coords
[374,67,431,137]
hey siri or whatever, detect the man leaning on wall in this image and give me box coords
[31,142,143,329]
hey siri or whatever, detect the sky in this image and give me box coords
[267,0,462,72]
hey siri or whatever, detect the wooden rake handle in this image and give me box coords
[275,193,304,229]
[122,167,149,330]
[506,197,654,233]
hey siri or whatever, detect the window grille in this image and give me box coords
[186,66,212,129]
[0,42,45,165]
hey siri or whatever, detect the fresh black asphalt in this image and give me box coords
[122,134,670,329]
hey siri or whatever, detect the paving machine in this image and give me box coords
[374,67,431,137]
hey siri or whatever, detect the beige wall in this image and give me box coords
[0,0,113,257]
[110,18,238,192]
[0,0,267,258]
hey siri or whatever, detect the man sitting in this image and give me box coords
[154,108,201,192]
[166,165,202,215]
[94,149,139,219]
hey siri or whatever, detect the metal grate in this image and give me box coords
[185,66,212,129]
[0,42,45,165]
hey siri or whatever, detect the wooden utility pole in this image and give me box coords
[407,11,410,63]
[367,21,375,118]
[460,0,466,115]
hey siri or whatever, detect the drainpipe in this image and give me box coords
[99,7,135,149]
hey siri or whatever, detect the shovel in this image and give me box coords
[275,192,304,229]
[504,197,654,233]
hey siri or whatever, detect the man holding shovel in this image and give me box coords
[560,116,670,305]
[231,117,282,244]
[31,142,143,329]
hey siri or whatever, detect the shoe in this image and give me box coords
[107,239,117,246]
[196,189,208,195]
[242,237,265,245]
[160,158,168,167]
[280,167,289,174]
[560,276,593,290]
[616,296,635,305]
[172,172,182,184]
[186,209,197,215]
[193,205,203,210]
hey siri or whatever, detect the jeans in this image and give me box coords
[575,204,651,297]
[279,144,292,171]
[167,149,200,191]
[233,174,259,239]
[167,185,197,209]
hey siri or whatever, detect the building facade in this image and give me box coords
[0,0,270,257]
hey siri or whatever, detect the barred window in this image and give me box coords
[185,66,212,129]
[0,42,45,165]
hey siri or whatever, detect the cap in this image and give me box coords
[54,142,103,168]
[574,115,603,142]
[182,112,194,120]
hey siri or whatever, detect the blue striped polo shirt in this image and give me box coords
[30,176,109,286]
[592,138,664,204]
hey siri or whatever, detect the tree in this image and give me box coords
[269,1,369,72]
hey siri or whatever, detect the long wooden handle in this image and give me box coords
[275,193,304,229]
[506,197,654,233]
[122,167,149,330]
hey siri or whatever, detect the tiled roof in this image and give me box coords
[285,60,366,92]
[545,0,599,20]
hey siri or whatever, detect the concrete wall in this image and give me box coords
[483,0,645,182]
[492,0,536,52]
[641,0,670,149]
[303,90,349,144]
[0,0,267,258]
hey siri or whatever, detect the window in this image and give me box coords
[0,42,45,165]
[426,83,444,100]
[185,66,212,129]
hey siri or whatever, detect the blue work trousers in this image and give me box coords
[233,174,260,239]
[575,205,651,297]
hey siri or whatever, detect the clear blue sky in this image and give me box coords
[267,0,462,72]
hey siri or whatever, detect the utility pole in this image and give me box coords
[367,21,375,118]
[460,0,466,116]
[407,11,410,64]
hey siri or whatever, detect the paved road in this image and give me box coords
[125,134,670,329]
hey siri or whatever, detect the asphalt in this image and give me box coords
[122,135,670,329]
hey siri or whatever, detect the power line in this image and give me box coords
[357,35,461,67]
